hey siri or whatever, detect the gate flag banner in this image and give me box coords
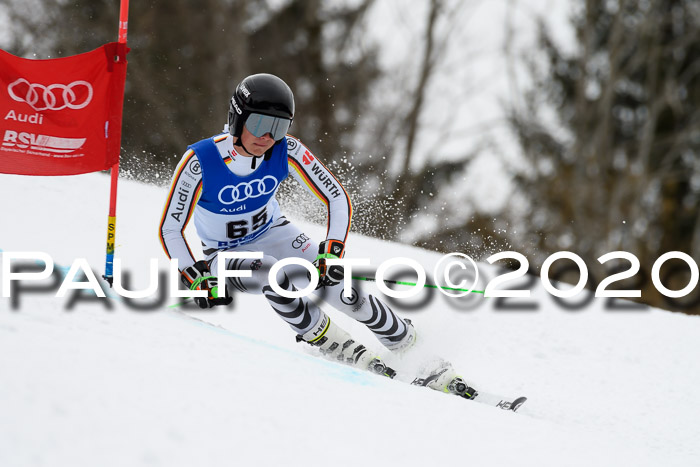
[0,42,128,176]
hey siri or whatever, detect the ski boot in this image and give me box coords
[297,313,396,378]
[366,357,397,379]
[411,360,477,399]
[445,376,478,400]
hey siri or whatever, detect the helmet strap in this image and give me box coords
[234,137,264,169]
[235,137,256,156]
[250,154,263,170]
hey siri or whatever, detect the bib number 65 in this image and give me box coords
[226,208,268,240]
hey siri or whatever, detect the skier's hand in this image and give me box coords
[314,239,345,287]
[181,260,232,308]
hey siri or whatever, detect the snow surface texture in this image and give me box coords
[1,173,699,467]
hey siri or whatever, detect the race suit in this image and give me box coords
[159,132,410,348]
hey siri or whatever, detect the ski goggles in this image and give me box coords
[245,113,292,140]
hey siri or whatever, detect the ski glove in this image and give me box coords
[314,239,345,287]
[181,260,232,309]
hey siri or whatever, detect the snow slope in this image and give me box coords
[1,173,699,467]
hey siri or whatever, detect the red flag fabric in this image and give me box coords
[0,43,128,176]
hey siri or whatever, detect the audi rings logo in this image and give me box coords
[7,78,94,111]
[218,175,279,205]
[292,233,310,249]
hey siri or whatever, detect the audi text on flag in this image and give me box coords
[0,43,128,175]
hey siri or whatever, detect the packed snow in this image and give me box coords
[1,172,699,467]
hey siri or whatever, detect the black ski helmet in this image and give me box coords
[228,73,295,142]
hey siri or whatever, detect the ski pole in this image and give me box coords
[169,275,485,308]
[351,276,484,294]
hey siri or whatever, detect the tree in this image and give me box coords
[508,0,700,313]
[2,0,514,259]
[343,0,497,248]
[1,0,381,187]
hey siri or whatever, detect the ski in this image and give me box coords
[295,334,527,412]
[411,375,527,411]
[408,363,527,412]
[470,392,528,412]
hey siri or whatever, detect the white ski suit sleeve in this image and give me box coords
[285,135,352,244]
[158,148,202,271]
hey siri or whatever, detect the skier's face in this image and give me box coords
[237,126,275,156]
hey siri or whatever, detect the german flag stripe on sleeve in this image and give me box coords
[288,156,329,207]
[316,156,353,243]
[158,149,200,261]
[287,154,352,243]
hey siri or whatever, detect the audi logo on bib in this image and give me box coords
[8,78,94,111]
[218,175,279,205]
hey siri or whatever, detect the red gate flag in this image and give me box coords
[0,43,128,176]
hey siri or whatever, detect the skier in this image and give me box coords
[158,73,488,402]
[159,73,417,376]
